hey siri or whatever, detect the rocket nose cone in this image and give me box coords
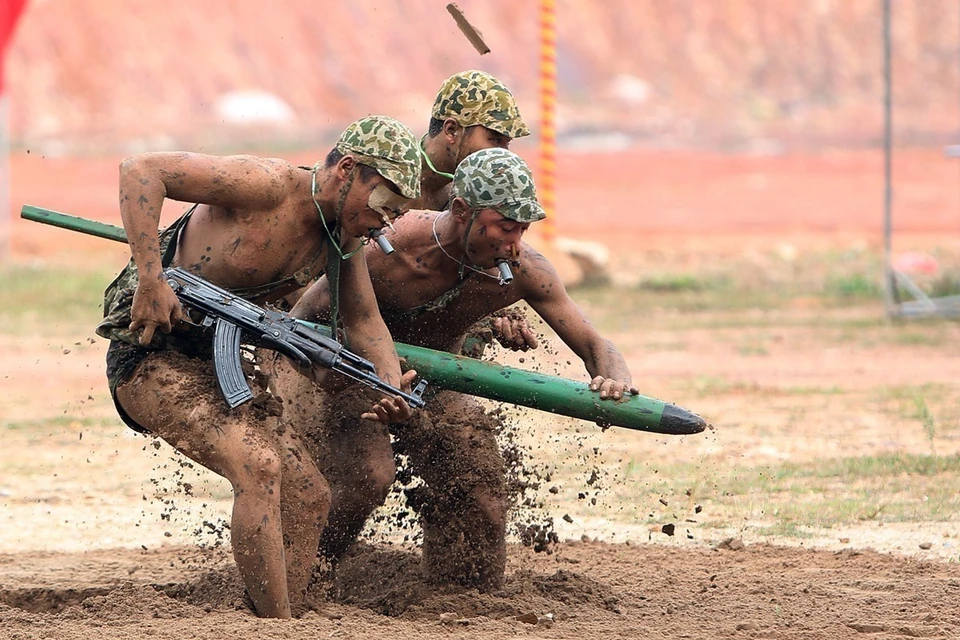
[659,404,708,435]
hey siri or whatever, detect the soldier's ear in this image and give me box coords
[337,155,356,175]
[442,119,462,143]
[450,197,470,219]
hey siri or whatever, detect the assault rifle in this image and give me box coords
[163,266,427,409]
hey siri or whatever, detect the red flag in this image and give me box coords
[0,0,28,93]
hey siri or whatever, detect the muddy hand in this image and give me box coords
[492,315,539,351]
[361,369,419,423]
[129,280,184,346]
[589,376,639,401]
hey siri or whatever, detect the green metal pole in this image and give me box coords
[20,204,707,435]
[21,205,128,243]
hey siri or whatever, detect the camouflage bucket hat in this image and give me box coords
[431,70,530,139]
[336,115,422,200]
[452,148,545,223]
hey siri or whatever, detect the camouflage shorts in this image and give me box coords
[98,207,201,433]
[96,207,195,347]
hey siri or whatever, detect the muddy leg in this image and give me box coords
[276,426,331,608]
[398,391,507,590]
[314,389,395,561]
[269,359,395,563]
[117,352,296,618]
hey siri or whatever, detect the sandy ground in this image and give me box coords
[3,147,960,638]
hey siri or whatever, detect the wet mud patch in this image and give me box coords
[311,543,428,616]
[4,542,960,638]
[0,586,117,615]
[0,577,232,620]
[158,565,248,612]
[315,542,620,622]
[56,583,209,621]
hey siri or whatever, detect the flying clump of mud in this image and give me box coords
[494,404,560,553]
[140,436,231,556]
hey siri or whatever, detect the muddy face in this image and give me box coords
[454,125,513,165]
[463,208,529,269]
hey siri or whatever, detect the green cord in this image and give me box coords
[419,135,455,180]
[311,163,365,260]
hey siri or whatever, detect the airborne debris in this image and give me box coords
[446,3,491,55]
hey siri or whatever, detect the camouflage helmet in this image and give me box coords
[451,148,545,223]
[336,115,421,200]
[431,70,530,139]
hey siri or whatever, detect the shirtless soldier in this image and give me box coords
[278,148,638,590]
[95,115,422,618]
[412,69,529,210]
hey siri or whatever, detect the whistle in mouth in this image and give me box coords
[495,259,514,285]
[371,230,395,255]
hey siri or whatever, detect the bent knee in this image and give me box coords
[296,469,332,514]
[422,483,507,534]
[363,460,396,504]
[476,492,507,529]
[231,446,284,496]
[335,456,395,510]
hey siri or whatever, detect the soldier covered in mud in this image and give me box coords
[95,116,423,618]
[276,147,638,591]
[411,69,529,210]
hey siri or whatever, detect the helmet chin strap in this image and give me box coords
[333,166,357,222]
[419,134,456,180]
[312,164,363,259]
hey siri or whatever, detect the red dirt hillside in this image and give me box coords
[5,0,959,153]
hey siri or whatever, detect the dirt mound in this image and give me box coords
[2,541,959,639]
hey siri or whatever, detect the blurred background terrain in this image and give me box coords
[5,0,960,252]
[6,0,960,154]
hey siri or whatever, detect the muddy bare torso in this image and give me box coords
[365,211,545,351]
[175,193,329,304]
[383,276,521,350]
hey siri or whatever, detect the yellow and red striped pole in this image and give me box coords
[538,0,557,246]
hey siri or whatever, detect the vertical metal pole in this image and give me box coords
[882,0,896,316]
[539,0,557,247]
[0,92,9,261]
[0,0,26,262]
